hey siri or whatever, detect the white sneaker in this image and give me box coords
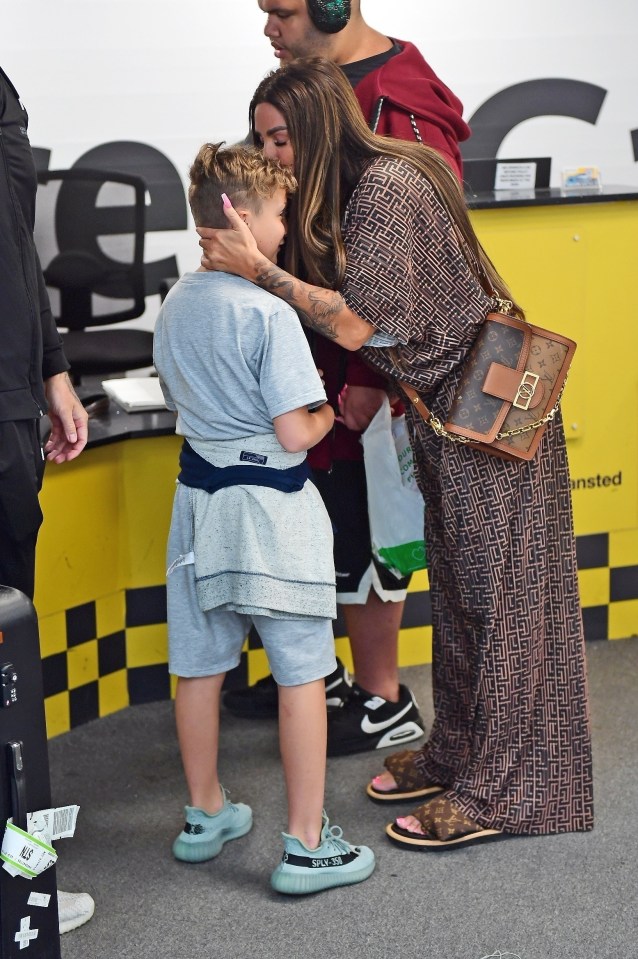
[58,890,95,935]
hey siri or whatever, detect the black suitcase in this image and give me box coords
[0,586,60,959]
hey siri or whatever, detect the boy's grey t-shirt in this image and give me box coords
[153,271,327,441]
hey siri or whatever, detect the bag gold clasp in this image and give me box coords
[512,371,540,411]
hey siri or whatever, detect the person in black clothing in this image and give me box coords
[0,65,87,592]
[0,64,93,935]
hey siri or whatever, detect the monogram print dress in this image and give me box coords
[342,156,593,834]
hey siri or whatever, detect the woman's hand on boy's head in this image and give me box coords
[197,193,260,278]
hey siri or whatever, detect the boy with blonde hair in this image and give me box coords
[154,143,375,894]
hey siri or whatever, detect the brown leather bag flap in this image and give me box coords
[483,362,545,411]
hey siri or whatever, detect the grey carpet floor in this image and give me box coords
[52,637,638,959]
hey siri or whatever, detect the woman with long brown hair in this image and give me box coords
[199,57,593,849]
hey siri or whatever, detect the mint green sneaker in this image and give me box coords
[172,786,252,863]
[270,813,375,895]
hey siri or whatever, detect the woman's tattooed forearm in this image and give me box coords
[255,260,297,302]
[254,261,345,341]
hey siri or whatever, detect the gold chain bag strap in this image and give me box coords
[398,299,577,462]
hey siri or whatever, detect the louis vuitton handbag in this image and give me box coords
[398,301,577,462]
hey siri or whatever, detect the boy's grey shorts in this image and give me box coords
[166,496,337,686]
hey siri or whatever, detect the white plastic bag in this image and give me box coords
[361,397,426,576]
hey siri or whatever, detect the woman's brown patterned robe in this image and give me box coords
[342,156,593,834]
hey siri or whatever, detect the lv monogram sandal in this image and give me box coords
[385,793,507,850]
[366,749,444,804]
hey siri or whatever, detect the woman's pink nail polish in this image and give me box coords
[221,193,232,208]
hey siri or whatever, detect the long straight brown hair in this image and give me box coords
[249,57,522,315]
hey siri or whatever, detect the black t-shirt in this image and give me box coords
[340,41,401,89]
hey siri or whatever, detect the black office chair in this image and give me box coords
[36,168,154,382]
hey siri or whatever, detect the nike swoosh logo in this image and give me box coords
[361,699,414,734]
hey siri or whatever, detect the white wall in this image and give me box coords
[4,0,637,329]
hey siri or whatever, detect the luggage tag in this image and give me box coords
[1,805,80,879]
[1,819,57,879]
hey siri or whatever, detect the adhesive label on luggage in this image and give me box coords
[1,820,57,879]
[14,916,39,950]
[48,804,80,840]
[23,805,79,843]
[27,892,51,907]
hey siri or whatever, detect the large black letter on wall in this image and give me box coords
[462,79,607,159]
[63,142,187,295]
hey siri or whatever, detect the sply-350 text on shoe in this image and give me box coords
[271,813,375,895]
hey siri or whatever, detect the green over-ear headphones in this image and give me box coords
[307,0,351,33]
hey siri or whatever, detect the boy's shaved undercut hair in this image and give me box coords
[189,142,296,228]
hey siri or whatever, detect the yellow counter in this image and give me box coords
[35,193,638,736]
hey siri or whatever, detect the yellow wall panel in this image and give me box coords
[38,611,68,658]
[44,692,70,738]
[610,529,638,568]
[98,670,130,717]
[577,568,610,607]
[36,448,123,615]
[246,647,270,685]
[120,435,180,587]
[67,640,99,689]
[125,623,169,668]
[334,636,354,674]
[96,591,126,638]
[409,568,430,592]
[609,600,638,641]
[398,626,433,667]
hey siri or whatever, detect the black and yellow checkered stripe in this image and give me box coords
[39,530,637,737]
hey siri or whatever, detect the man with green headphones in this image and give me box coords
[224,0,470,758]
